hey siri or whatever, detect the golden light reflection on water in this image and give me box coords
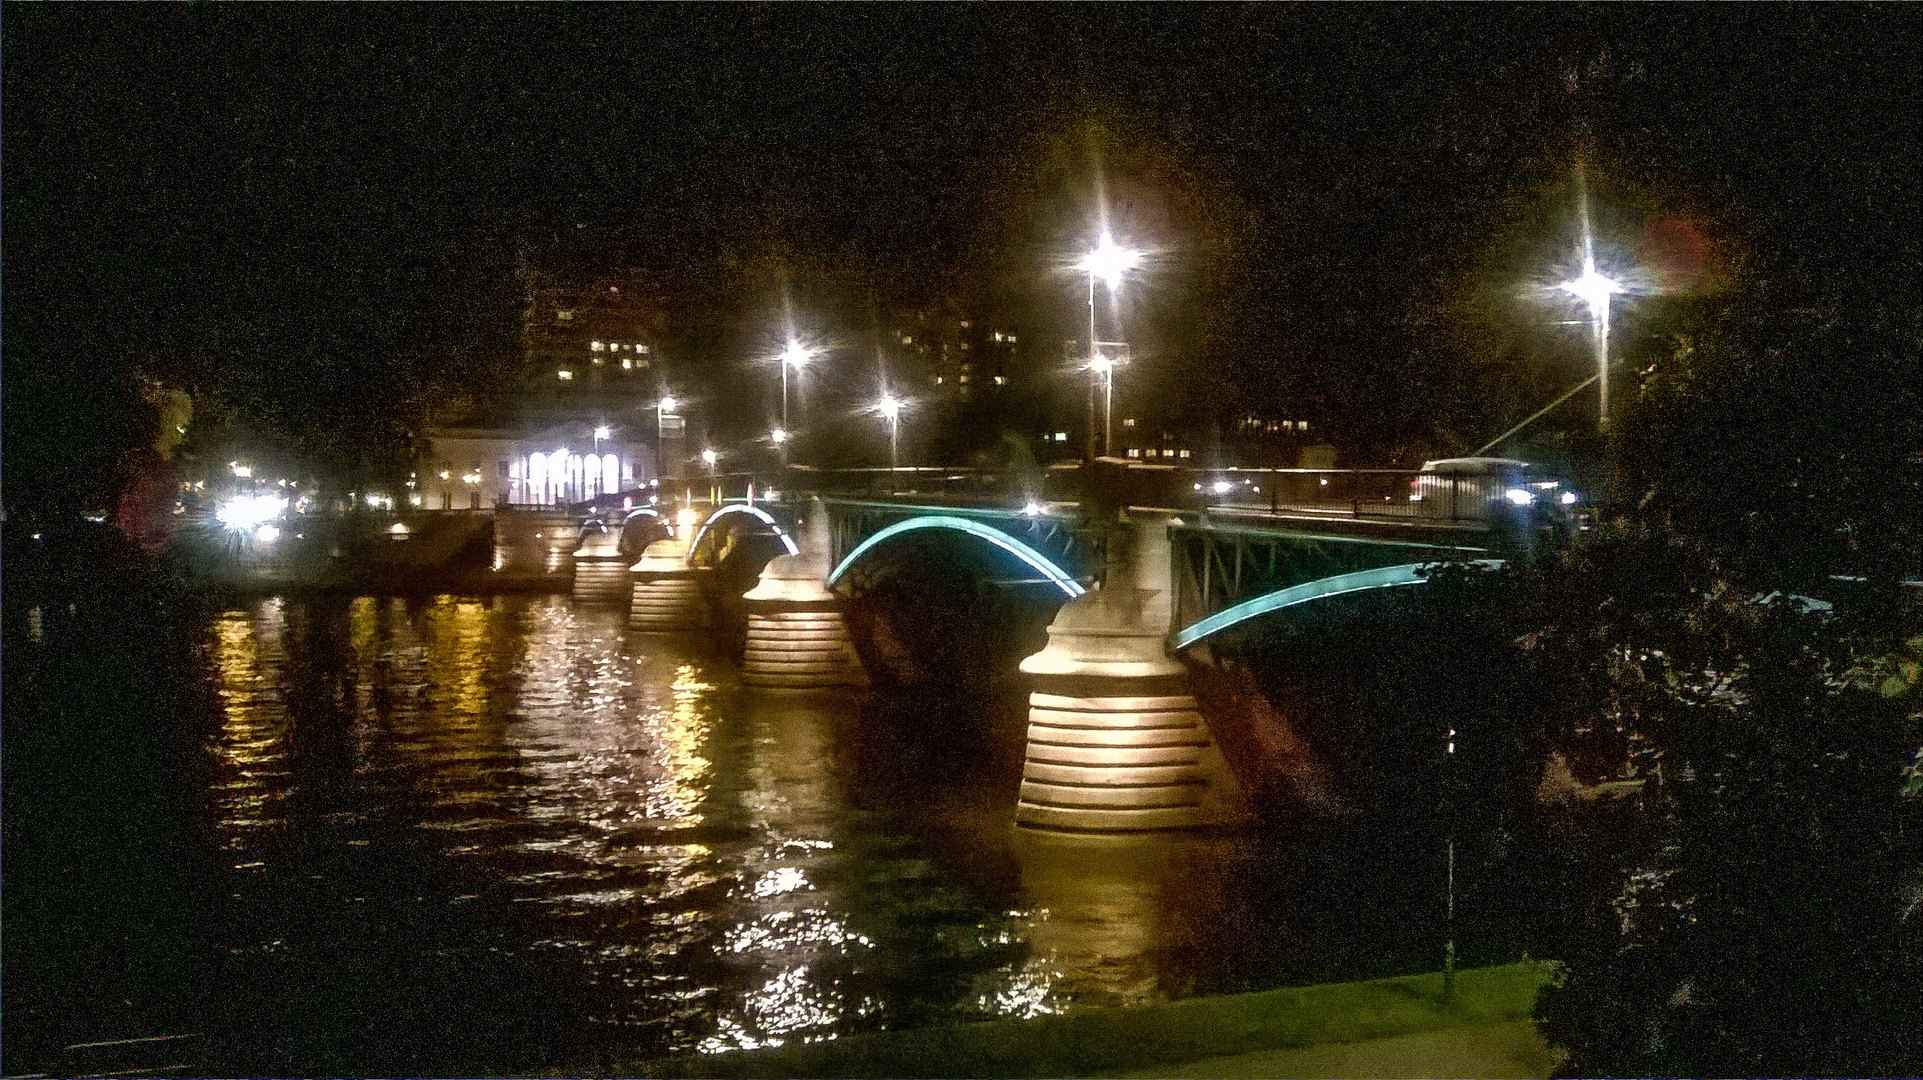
[196,594,1235,1058]
[209,602,293,850]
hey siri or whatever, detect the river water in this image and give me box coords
[17,588,1552,1075]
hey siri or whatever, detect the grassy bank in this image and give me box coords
[597,961,1553,1079]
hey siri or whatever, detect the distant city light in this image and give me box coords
[659,395,678,414]
[701,448,719,465]
[216,493,286,531]
[594,425,611,439]
[770,428,789,444]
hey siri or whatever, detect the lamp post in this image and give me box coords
[1088,352,1115,458]
[1074,231,1143,457]
[1557,169,1625,435]
[701,447,719,504]
[657,395,682,497]
[778,340,814,434]
[877,394,902,475]
[1558,259,1624,434]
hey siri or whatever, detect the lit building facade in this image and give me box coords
[422,264,669,509]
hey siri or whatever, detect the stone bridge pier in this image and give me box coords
[628,534,712,631]
[1017,511,1243,831]
[741,500,859,688]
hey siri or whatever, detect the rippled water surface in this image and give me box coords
[188,593,1470,1069]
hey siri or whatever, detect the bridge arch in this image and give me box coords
[1170,559,1505,651]
[686,504,799,565]
[826,515,1086,598]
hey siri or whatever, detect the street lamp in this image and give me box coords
[1558,258,1624,434]
[778,340,815,433]
[657,395,682,495]
[1074,231,1143,456]
[877,393,902,473]
[1557,168,1626,435]
[701,447,719,504]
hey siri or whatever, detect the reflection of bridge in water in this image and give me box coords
[532,461,1512,833]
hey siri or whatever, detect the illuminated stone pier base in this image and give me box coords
[571,527,630,604]
[1017,513,1241,832]
[493,509,578,578]
[741,500,858,688]
[627,537,712,631]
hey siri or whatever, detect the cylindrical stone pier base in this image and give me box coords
[741,601,856,688]
[1015,511,1241,831]
[738,499,858,688]
[628,537,712,631]
[1017,678,1215,831]
[572,528,629,605]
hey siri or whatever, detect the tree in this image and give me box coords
[1519,281,1922,1076]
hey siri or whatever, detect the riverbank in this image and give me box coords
[595,961,1556,1079]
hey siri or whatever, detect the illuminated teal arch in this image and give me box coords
[825,515,1087,598]
[686,504,799,563]
[1170,559,1506,651]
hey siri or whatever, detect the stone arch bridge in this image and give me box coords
[556,494,1498,832]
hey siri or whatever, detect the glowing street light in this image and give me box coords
[656,395,682,494]
[777,339,816,433]
[1558,258,1624,433]
[876,393,903,472]
[1073,230,1143,457]
[1558,170,1627,434]
[701,447,720,504]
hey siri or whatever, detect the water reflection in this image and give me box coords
[194,594,1400,1066]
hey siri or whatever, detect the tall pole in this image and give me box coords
[1087,275,1099,462]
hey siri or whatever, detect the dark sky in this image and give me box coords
[3,4,1917,481]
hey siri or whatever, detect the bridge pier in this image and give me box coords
[741,499,859,688]
[1017,512,1241,832]
[493,508,578,579]
[628,536,713,631]
[571,525,630,604]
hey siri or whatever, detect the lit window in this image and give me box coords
[1123,417,1136,428]
[1127,448,1141,458]
[1007,335,1017,343]
[558,369,574,381]
[1054,432,1068,442]
[1300,421,1309,431]
[592,356,604,365]
[958,374,969,383]
[1179,449,1191,458]
[591,341,604,351]
[557,310,573,321]
[438,470,451,480]
[933,376,944,385]
[637,344,650,354]
[960,320,970,328]
[621,358,633,370]
[994,375,1007,386]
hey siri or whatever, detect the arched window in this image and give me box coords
[528,453,548,505]
[603,453,619,494]
[585,453,602,499]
